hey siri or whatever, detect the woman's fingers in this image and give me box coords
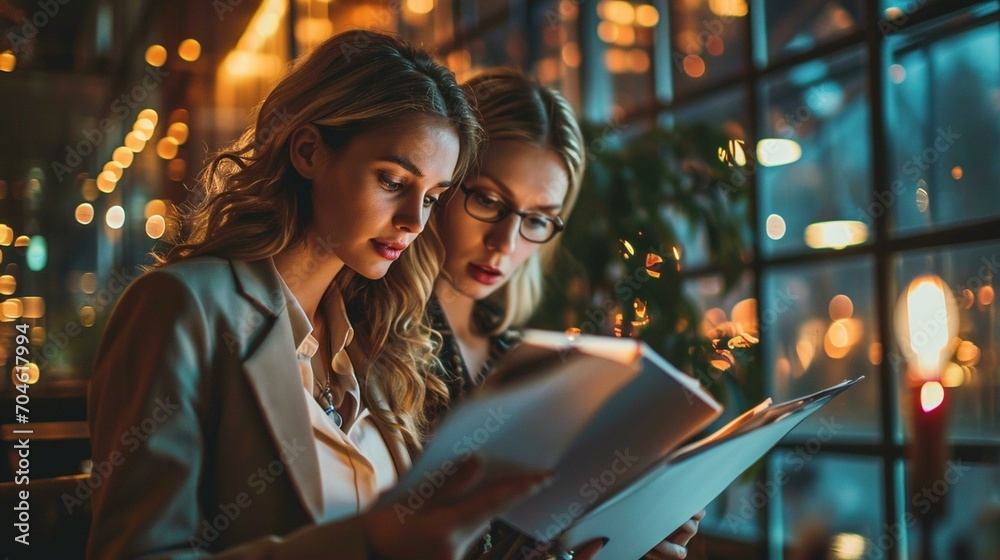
[665,510,705,547]
[449,468,555,522]
[644,540,687,560]
[433,453,488,501]
[570,538,606,560]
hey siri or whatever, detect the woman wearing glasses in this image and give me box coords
[429,69,703,560]
[86,33,559,560]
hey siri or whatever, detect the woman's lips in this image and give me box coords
[467,263,502,285]
[371,240,404,261]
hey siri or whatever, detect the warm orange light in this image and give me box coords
[144,200,167,219]
[11,363,39,384]
[562,43,581,68]
[645,253,663,278]
[0,275,14,295]
[75,203,95,225]
[635,5,659,27]
[80,306,96,327]
[146,215,166,239]
[977,285,994,306]
[113,146,135,168]
[137,108,159,126]
[21,296,44,318]
[708,0,748,17]
[597,21,617,44]
[920,381,945,412]
[406,0,434,14]
[97,172,118,193]
[829,294,854,321]
[613,25,636,47]
[951,166,963,180]
[167,122,190,144]
[705,35,725,56]
[896,275,958,380]
[683,55,706,77]
[157,137,179,160]
[804,220,868,250]
[603,1,635,25]
[145,45,168,67]
[0,50,15,72]
[178,39,202,62]
[630,49,650,73]
[124,131,147,152]
[942,362,964,388]
[103,161,124,181]
[605,48,630,73]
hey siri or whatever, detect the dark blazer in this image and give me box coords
[86,257,410,559]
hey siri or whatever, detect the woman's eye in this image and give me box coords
[423,195,440,208]
[379,173,404,191]
[526,216,550,230]
[474,192,501,208]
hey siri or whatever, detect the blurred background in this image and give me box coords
[0,0,998,558]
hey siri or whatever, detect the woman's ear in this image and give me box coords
[289,124,324,180]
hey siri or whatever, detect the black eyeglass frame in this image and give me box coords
[458,183,565,244]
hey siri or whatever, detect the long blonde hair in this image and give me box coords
[158,30,481,449]
[460,69,585,334]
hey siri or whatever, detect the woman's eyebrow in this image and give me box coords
[377,155,452,188]
[479,172,563,212]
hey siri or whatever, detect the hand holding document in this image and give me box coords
[379,330,863,560]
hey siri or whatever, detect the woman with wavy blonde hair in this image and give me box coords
[87,31,553,560]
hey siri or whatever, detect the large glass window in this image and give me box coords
[894,240,1000,443]
[885,19,1000,235]
[667,0,749,97]
[757,47,872,257]
[762,257,881,441]
[757,0,866,64]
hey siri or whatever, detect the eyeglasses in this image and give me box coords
[459,183,565,244]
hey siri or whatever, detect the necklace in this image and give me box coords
[313,315,343,429]
[316,374,343,428]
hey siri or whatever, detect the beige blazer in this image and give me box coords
[87,257,411,559]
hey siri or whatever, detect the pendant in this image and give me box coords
[321,386,343,428]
